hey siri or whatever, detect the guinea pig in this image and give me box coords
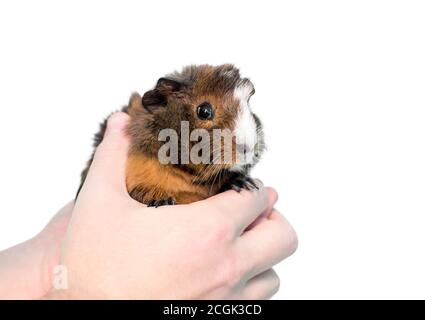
[78,64,265,206]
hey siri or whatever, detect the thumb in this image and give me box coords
[82,112,131,196]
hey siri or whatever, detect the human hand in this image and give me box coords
[0,201,73,299]
[47,112,297,299]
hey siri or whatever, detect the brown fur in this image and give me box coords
[77,64,264,206]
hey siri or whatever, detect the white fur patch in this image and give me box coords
[233,83,257,167]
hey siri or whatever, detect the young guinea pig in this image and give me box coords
[77,64,265,206]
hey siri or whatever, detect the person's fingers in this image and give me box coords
[265,187,278,216]
[196,180,269,235]
[246,187,278,231]
[236,209,298,278]
[242,269,280,300]
[82,112,131,196]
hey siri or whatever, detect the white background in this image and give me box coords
[0,0,424,299]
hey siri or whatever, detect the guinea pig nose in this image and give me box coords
[236,143,251,154]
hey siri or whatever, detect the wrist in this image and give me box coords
[32,231,63,298]
[0,233,61,299]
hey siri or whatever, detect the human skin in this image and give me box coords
[0,112,297,299]
[0,202,73,299]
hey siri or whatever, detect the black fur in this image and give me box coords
[219,170,259,193]
[147,197,176,207]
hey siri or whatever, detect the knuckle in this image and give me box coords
[257,270,280,300]
[221,249,246,287]
[210,214,234,243]
[215,224,233,244]
[275,218,299,256]
[199,214,233,247]
[286,226,299,254]
[271,272,281,295]
[267,187,279,202]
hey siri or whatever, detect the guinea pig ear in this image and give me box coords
[142,89,167,112]
[156,77,182,92]
[142,77,183,112]
[129,92,142,109]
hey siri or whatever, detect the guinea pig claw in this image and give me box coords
[220,175,259,193]
[147,197,177,208]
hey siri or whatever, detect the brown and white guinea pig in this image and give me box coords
[77,64,265,206]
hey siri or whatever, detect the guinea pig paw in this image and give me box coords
[222,175,259,193]
[147,197,177,208]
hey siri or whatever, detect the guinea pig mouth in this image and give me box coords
[237,141,264,167]
[234,145,256,165]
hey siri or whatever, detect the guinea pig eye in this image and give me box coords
[196,102,214,120]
